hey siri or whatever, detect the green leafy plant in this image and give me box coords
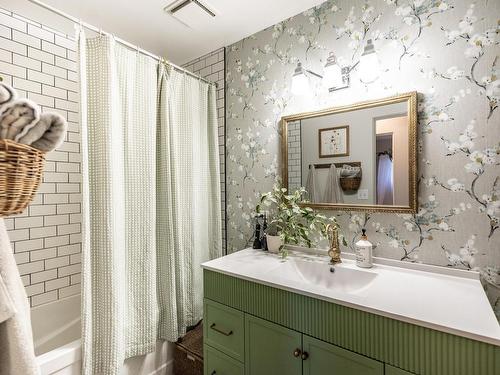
[256,184,339,256]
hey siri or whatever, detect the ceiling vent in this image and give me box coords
[165,0,217,29]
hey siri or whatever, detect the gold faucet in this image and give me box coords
[326,224,341,265]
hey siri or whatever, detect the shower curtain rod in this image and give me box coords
[27,0,218,87]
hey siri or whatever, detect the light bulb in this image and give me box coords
[291,62,309,95]
[291,74,309,95]
[358,39,380,83]
[323,52,343,89]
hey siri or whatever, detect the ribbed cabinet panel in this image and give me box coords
[204,270,500,375]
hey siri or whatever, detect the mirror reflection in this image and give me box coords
[284,93,417,212]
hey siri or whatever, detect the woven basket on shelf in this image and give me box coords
[340,176,362,192]
[0,139,45,217]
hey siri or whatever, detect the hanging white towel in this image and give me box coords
[0,219,40,375]
[305,165,321,203]
[0,275,15,323]
[324,164,344,203]
[377,154,394,205]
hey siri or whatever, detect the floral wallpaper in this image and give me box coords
[225,0,500,317]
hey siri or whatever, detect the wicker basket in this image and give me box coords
[0,139,45,217]
[340,176,362,192]
[173,322,203,375]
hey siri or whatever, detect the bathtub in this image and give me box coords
[32,294,81,375]
[31,294,173,375]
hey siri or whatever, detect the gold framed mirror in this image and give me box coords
[281,92,417,213]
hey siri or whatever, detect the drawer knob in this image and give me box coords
[210,323,233,336]
[301,351,309,360]
[293,348,302,357]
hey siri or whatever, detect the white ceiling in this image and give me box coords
[1,0,325,64]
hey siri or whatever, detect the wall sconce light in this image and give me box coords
[323,52,350,92]
[358,39,380,83]
[291,62,323,95]
[291,58,350,95]
[291,39,379,95]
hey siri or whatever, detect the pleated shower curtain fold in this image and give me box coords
[79,33,222,375]
[156,64,222,341]
[80,34,159,375]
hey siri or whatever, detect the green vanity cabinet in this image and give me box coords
[245,314,302,375]
[302,335,383,375]
[204,269,500,375]
[385,365,414,375]
[203,299,385,375]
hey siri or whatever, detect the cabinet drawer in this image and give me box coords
[205,345,244,375]
[204,299,244,362]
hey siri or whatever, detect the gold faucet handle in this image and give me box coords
[326,223,341,264]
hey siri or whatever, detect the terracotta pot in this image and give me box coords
[266,235,283,253]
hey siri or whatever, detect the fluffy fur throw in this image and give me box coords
[17,113,68,152]
[0,99,40,141]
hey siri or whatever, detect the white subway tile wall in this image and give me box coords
[1,9,227,306]
[0,8,81,307]
[183,48,226,251]
[287,121,302,192]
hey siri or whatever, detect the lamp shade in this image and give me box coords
[291,62,309,95]
[358,39,380,83]
[323,52,342,89]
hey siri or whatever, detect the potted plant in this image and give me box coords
[256,185,338,255]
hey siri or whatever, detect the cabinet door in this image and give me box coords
[303,335,383,375]
[245,315,302,375]
[385,364,415,375]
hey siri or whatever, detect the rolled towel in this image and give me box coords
[340,165,361,178]
[0,99,40,141]
[17,112,68,152]
[0,82,17,107]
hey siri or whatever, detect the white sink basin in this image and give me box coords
[274,258,377,294]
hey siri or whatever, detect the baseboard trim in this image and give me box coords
[148,359,173,375]
[165,359,173,375]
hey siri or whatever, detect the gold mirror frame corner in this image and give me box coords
[280,91,418,214]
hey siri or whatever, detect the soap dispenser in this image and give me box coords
[252,217,262,249]
[355,229,373,268]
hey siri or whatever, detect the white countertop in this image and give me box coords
[202,248,500,346]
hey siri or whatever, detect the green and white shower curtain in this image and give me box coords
[156,64,222,341]
[79,32,221,375]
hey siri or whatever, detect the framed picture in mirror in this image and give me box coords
[318,125,349,158]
